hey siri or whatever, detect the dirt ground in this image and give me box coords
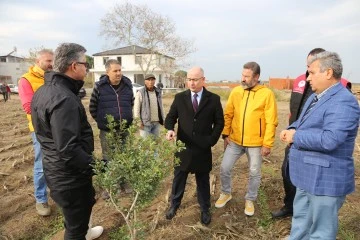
[0,92,359,240]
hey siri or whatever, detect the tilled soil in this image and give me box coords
[0,93,359,240]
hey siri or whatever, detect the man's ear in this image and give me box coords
[326,68,333,80]
[70,62,77,72]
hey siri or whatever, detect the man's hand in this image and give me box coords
[224,137,230,151]
[261,146,271,157]
[280,130,288,142]
[166,130,176,141]
[280,129,296,144]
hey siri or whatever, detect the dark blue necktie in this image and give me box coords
[192,93,198,112]
[302,95,318,120]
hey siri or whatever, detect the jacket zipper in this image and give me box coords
[259,119,262,137]
[241,90,251,145]
[112,87,122,121]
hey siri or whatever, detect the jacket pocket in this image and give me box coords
[303,157,330,168]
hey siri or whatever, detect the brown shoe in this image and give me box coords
[36,202,51,216]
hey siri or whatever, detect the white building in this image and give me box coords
[91,45,175,87]
[0,52,31,84]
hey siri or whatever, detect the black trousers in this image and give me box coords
[51,181,96,240]
[170,167,210,212]
[281,146,296,210]
[2,92,7,102]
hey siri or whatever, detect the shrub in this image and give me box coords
[93,116,184,239]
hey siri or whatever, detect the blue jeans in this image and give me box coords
[289,188,345,240]
[31,132,48,203]
[140,122,161,138]
[220,141,262,201]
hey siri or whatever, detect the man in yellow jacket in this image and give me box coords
[215,62,278,216]
[18,49,53,216]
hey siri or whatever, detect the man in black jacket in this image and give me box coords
[164,66,224,225]
[31,43,103,240]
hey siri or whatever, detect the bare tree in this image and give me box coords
[100,1,195,78]
[26,46,46,64]
[174,70,187,88]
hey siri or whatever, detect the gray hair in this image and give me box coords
[105,59,121,72]
[243,62,261,76]
[307,51,343,80]
[53,43,86,73]
[36,49,53,59]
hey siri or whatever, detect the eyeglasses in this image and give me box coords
[76,62,90,69]
[186,77,204,82]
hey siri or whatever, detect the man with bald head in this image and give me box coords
[164,67,224,225]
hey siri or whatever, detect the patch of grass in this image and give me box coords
[109,225,131,240]
[269,87,290,102]
[257,187,273,230]
[261,164,278,178]
[209,88,232,101]
[109,222,146,240]
[18,209,64,240]
[43,213,64,240]
[338,222,356,240]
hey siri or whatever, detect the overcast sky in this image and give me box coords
[0,0,359,82]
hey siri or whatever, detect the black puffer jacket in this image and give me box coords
[89,75,134,131]
[31,71,94,191]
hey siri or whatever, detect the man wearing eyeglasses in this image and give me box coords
[165,67,224,225]
[18,49,53,217]
[215,62,278,217]
[31,43,103,240]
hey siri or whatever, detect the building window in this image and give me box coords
[159,74,162,83]
[117,57,122,65]
[103,57,109,65]
[135,56,142,64]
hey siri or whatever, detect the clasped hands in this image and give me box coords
[280,129,296,144]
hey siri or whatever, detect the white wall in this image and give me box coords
[93,54,170,72]
[0,61,31,84]
[93,71,164,85]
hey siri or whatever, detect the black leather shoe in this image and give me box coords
[201,211,211,225]
[165,206,178,220]
[271,207,293,219]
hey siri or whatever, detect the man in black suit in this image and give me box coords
[164,66,224,225]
